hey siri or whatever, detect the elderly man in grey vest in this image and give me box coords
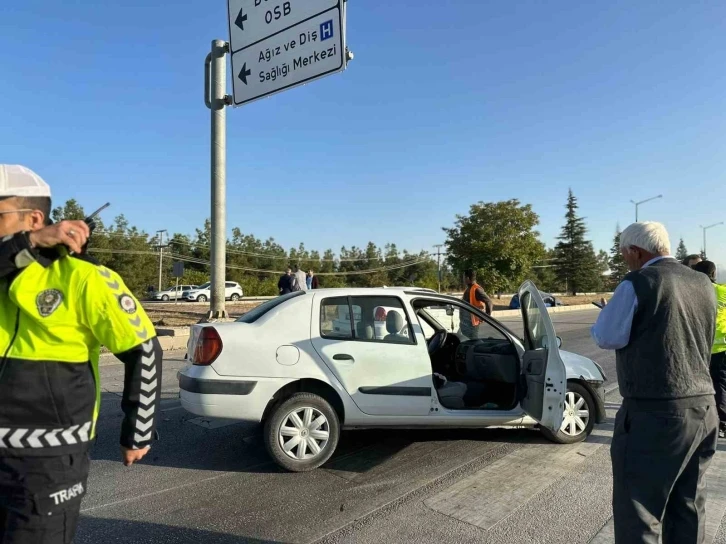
[592,221,717,544]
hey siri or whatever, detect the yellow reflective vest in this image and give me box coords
[0,253,158,455]
[714,283,726,355]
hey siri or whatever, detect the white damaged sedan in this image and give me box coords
[178,282,606,472]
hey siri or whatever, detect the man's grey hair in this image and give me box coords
[620,221,671,255]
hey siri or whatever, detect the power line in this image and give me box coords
[88,248,429,276]
[93,230,429,263]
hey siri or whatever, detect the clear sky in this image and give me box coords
[2,1,725,268]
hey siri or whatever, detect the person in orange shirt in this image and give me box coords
[460,269,493,339]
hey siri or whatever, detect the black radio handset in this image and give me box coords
[77,202,110,255]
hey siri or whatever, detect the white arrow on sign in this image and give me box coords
[228,0,339,53]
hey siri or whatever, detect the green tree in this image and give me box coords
[530,248,559,292]
[608,228,629,289]
[554,190,601,295]
[443,199,545,293]
[675,238,689,262]
[51,199,86,222]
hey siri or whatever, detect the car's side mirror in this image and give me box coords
[556,336,562,348]
[446,305,454,316]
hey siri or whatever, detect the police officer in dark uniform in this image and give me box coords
[0,165,163,543]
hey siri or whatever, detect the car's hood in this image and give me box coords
[560,349,606,382]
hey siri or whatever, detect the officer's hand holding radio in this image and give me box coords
[27,220,90,254]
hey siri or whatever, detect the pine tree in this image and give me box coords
[608,228,629,288]
[554,190,601,295]
[675,238,688,262]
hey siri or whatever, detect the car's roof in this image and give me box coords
[310,287,440,296]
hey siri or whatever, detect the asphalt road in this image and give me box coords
[75,309,724,544]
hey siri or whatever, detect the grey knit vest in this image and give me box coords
[616,258,716,402]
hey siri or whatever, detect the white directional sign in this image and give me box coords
[227,0,347,107]
[228,0,338,53]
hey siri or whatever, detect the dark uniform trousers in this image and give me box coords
[611,401,718,544]
[0,453,89,544]
[710,352,726,426]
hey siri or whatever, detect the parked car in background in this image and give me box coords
[509,291,562,310]
[150,285,197,301]
[182,281,244,302]
[179,282,606,472]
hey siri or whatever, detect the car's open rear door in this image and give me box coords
[518,281,567,432]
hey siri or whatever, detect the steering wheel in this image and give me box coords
[428,329,448,355]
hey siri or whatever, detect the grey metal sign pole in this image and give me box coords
[205,40,232,318]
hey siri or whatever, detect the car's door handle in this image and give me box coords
[333,354,354,362]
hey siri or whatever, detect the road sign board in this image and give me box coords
[172,262,184,278]
[228,2,346,107]
[227,0,338,54]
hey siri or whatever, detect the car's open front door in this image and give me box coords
[518,281,567,432]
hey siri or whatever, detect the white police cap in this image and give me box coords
[0,164,51,198]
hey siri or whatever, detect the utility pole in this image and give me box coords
[630,194,663,222]
[205,40,231,319]
[700,222,724,259]
[155,230,167,292]
[433,245,444,293]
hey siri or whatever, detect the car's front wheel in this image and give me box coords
[541,382,595,444]
[161,294,170,301]
[230,293,240,301]
[264,393,340,472]
[197,294,207,302]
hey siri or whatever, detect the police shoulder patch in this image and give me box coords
[36,289,63,317]
[118,294,137,314]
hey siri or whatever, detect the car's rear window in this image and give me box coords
[236,291,304,324]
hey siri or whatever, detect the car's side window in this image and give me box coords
[320,297,355,340]
[320,296,415,344]
[350,296,415,344]
[225,282,236,288]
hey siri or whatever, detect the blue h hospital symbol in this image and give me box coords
[320,20,334,41]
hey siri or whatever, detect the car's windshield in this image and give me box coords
[236,291,304,323]
[196,282,211,290]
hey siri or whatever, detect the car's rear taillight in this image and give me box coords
[193,327,223,366]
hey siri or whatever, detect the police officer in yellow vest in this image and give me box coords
[0,165,162,543]
[694,260,726,438]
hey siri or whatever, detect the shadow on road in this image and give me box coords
[90,392,615,477]
[75,516,284,544]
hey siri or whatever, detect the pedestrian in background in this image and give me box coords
[591,221,717,544]
[308,269,319,290]
[694,260,726,438]
[293,265,307,292]
[683,254,703,267]
[278,267,293,295]
[0,165,162,544]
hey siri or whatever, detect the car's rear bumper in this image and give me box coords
[178,367,292,422]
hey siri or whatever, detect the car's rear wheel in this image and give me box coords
[197,295,207,302]
[161,294,169,301]
[264,393,340,472]
[230,293,240,301]
[541,382,595,444]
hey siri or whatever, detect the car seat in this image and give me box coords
[384,311,409,343]
[436,378,467,409]
[356,321,374,340]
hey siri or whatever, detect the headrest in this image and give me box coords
[386,311,404,334]
[357,321,374,340]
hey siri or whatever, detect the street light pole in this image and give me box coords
[433,245,444,293]
[700,222,724,259]
[630,194,663,222]
[156,230,167,292]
